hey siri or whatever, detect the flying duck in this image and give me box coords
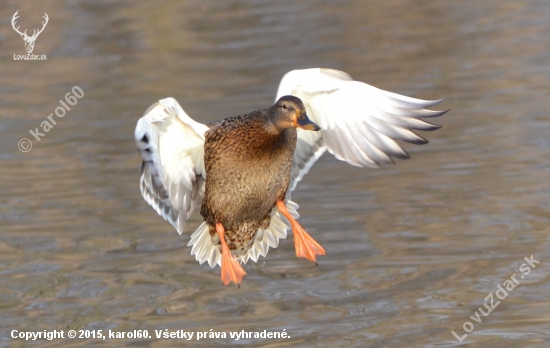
[134,68,447,287]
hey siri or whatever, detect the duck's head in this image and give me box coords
[270,96,320,131]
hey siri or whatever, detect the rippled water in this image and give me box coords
[2,0,550,347]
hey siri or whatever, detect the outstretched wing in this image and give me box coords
[276,68,448,191]
[134,97,209,234]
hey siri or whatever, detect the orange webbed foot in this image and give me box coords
[216,223,246,287]
[276,200,326,264]
[291,221,326,264]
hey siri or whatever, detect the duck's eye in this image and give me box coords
[282,104,288,110]
[298,114,305,120]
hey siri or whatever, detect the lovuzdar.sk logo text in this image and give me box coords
[12,10,48,60]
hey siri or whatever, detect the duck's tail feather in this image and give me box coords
[187,200,299,267]
[187,221,221,268]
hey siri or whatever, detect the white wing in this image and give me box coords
[276,68,448,191]
[134,97,209,234]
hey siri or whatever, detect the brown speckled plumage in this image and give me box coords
[200,100,299,257]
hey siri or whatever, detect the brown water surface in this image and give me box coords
[2,1,550,347]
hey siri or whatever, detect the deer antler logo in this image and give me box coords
[12,11,49,54]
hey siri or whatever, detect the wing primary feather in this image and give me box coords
[379,90,446,109]
[370,108,441,131]
[379,105,449,118]
[357,122,411,160]
[365,116,429,145]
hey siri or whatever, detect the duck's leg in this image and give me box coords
[216,223,246,287]
[276,200,326,264]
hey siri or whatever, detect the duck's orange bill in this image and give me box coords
[294,112,321,131]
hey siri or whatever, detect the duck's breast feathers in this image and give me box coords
[204,110,293,156]
[276,68,448,193]
[201,110,296,228]
[135,97,209,234]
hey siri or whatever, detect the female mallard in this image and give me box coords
[135,68,447,286]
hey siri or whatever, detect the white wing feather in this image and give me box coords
[134,97,208,235]
[276,68,447,192]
